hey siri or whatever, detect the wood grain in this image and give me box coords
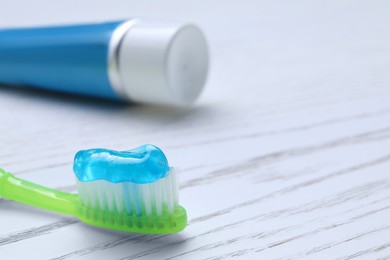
[1,0,390,259]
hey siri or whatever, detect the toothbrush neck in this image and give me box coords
[0,169,79,216]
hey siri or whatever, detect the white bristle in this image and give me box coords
[154,180,163,216]
[172,172,178,208]
[122,183,132,215]
[112,184,123,212]
[77,169,179,217]
[132,183,142,216]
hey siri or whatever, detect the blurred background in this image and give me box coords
[1,1,390,259]
[1,0,388,108]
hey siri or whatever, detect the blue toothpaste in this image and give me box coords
[73,144,169,184]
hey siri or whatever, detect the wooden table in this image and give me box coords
[1,1,390,259]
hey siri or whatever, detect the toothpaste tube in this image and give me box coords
[0,19,209,106]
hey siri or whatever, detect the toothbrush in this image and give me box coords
[0,144,187,234]
[0,19,209,106]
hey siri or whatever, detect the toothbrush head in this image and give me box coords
[73,145,187,234]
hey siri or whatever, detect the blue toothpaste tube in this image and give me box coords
[0,19,209,106]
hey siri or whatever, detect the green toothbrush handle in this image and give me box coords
[0,169,79,216]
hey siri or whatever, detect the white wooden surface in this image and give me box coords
[1,1,390,259]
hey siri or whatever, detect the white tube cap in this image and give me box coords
[117,19,209,106]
